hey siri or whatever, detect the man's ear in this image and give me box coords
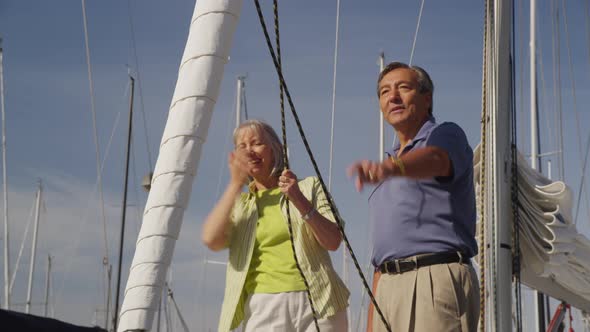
[425,93,433,112]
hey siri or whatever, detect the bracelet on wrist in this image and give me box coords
[390,156,407,176]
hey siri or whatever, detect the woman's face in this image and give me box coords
[235,127,275,179]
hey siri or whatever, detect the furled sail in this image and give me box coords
[475,146,590,312]
[117,1,243,331]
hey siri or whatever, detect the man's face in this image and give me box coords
[377,68,432,132]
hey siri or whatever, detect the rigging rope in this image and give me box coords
[252,0,391,330]
[477,1,490,330]
[560,0,590,225]
[53,81,127,316]
[81,0,109,265]
[81,3,112,321]
[586,0,590,70]
[127,0,154,172]
[487,0,499,328]
[551,0,566,181]
[324,1,353,328]
[271,0,320,330]
[477,1,515,329]
[8,195,36,292]
[576,135,590,226]
[517,0,526,149]
[328,0,341,192]
[510,0,523,329]
[535,20,557,167]
[409,0,425,66]
[166,285,189,332]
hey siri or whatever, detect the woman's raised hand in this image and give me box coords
[228,151,250,186]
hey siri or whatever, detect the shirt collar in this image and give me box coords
[389,116,437,155]
[247,181,257,197]
[247,181,285,203]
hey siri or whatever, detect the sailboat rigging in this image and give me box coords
[112,0,590,331]
[3,1,590,331]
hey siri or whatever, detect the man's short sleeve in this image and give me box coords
[426,122,473,182]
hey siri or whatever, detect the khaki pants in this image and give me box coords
[243,291,348,332]
[372,262,480,332]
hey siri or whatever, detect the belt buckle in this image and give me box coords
[411,256,418,271]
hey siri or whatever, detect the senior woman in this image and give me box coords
[201,119,349,331]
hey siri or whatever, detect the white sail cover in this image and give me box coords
[117,1,243,331]
[475,146,590,312]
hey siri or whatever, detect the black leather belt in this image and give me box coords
[378,251,469,274]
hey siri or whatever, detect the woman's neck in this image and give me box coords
[253,174,278,191]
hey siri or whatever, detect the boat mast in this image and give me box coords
[105,264,112,330]
[44,254,51,317]
[80,2,112,324]
[483,0,514,330]
[113,75,135,332]
[236,77,241,126]
[529,0,548,330]
[530,0,539,170]
[236,76,244,127]
[328,0,341,192]
[25,181,42,314]
[0,37,10,311]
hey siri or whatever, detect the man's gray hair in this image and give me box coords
[233,119,285,177]
[376,61,434,114]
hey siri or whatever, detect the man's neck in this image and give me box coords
[394,116,430,153]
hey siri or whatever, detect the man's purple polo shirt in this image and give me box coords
[369,116,478,267]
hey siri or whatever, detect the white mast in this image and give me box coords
[482,0,513,330]
[117,1,242,331]
[328,0,341,191]
[0,37,10,311]
[236,76,244,127]
[530,0,538,170]
[26,181,42,314]
[530,0,547,330]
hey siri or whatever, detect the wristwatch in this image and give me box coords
[302,208,316,221]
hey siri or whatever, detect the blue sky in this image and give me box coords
[1,0,589,331]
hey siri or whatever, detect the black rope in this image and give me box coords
[252,0,392,331]
[271,0,320,331]
[510,1,523,330]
